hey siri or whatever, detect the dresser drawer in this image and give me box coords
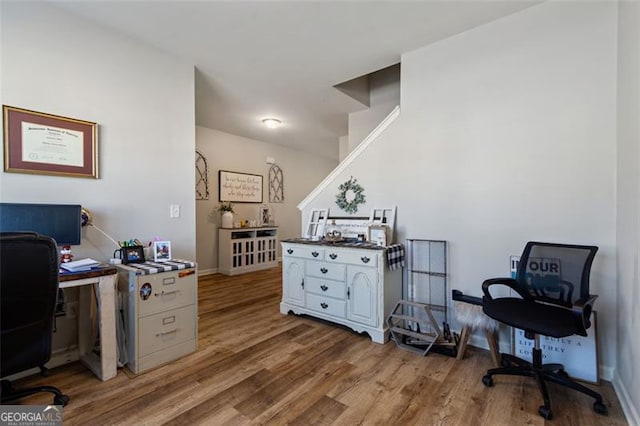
[306,293,346,318]
[306,260,345,281]
[324,249,378,267]
[138,304,196,357]
[282,244,324,260]
[136,270,197,316]
[305,276,346,299]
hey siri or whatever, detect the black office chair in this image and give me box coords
[1,232,70,406]
[481,241,606,420]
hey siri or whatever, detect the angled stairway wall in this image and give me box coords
[297,1,619,385]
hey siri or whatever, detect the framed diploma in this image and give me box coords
[3,105,98,178]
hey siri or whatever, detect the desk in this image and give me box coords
[59,266,118,381]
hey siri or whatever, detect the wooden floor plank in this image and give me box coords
[5,265,629,426]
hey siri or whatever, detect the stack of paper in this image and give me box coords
[60,258,100,272]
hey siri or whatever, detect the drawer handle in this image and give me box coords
[154,290,178,297]
[301,278,304,289]
[156,329,178,337]
[311,251,319,257]
[287,248,293,254]
[320,302,328,309]
[320,285,328,291]
[329,253,338,260]
[361,256,370,264]
[320,267,328,274]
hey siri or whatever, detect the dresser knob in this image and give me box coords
[329,253,338,260]
[312,251,319,257]
[287,249,293,254]
[320,285,328,291]
[320,267,328,274]
[320,302,328,309]
[361,256,370,264]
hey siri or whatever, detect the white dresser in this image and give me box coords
[117,260,198,374]
[280,241,402,343]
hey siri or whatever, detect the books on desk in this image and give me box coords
[60,258,100,272]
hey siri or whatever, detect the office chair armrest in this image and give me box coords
[572,294,598,335]
[482,277,529,300]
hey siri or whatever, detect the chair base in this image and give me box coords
[1,378,70,407]
[482,349,607,420]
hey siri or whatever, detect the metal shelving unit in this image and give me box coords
[387,239,453,356]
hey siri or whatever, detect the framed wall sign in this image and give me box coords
[3,105,98,178]
[219,170,263,203]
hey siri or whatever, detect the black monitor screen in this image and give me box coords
[0,203,82,245]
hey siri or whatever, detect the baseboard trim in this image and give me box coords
[3,347,79,381]
[198,268,218,277]
[613,371,639,425]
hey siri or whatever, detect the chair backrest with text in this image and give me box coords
[516,241,598,308]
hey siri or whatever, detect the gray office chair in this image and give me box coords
[1,232,70,406]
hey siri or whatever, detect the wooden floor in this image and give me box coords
[9,265,627,425]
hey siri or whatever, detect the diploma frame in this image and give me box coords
[3,105,98,178]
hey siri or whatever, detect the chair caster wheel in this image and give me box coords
[594,401,608,415]
[54,394,70,407]
[482,375,493,387]
[538,406,553,420]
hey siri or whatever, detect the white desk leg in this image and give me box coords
[77,274,117,381]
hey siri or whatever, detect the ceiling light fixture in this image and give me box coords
[262,118,282,129]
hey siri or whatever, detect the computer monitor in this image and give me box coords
[0,203,82,246]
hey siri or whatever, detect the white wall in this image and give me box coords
[347,64,400,153]
[302,2,618,375]
[196,127,336,274]
[615,1,640,423]
[0,2,196,263]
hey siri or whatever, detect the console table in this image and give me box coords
[218,227,278,275]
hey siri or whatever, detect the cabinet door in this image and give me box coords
[283,257,305,307]
[346,266,378,326]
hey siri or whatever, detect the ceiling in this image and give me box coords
[49,1,539,160]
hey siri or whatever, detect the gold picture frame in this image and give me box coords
[3,105,98,178]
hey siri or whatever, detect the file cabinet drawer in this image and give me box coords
[306,293,346,318]
[306,276,345,299]
[138,304,196,357]
[136,270,196,316]
[306,260,345,281]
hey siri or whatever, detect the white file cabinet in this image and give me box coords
[281,243,402,343]
[117,260,198,374]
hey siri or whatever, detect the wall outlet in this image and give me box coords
[66,301,78,320]
[170,204,180,218]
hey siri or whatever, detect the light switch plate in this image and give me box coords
[170,204,180,218]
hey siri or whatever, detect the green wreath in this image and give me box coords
[335,176,366,214]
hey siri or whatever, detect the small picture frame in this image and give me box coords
[367,224,388,247]
[122,246,145,264]
[153,241,171,262]
[260,205,271,226]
